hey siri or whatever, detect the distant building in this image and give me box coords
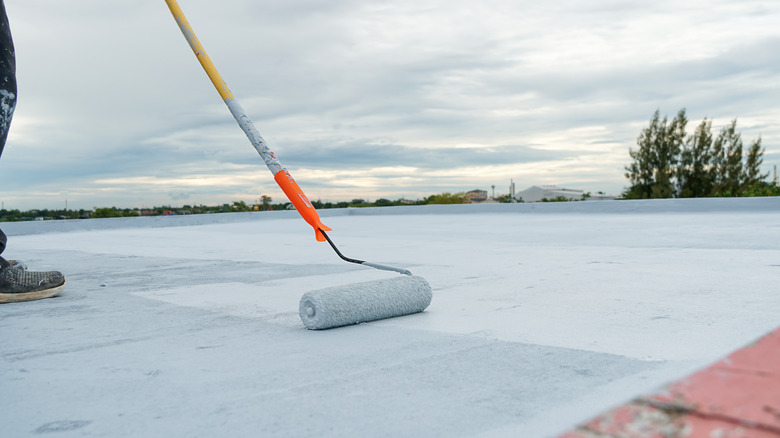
[466,189,488,203]
[515,185,616,202]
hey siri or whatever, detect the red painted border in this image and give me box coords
[561,326,780,437]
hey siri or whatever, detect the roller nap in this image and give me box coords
[299,275,433,330]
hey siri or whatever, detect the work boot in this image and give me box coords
[0,256,65,303]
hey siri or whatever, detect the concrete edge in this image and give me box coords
[560,325,780,437]
[2,197,779,237]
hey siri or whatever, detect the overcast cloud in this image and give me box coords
[1,0,778,210]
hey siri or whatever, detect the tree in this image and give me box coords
[742,181,780,197]
[709,123,726,196]
[624,111,660,199]
[743,136,767,190]
[624,109,687,199]
[373,198,393,207]
[230,201,251,212]
[496,194,516,203]
[424,192,468,204]
[260,195,273,211]
[718,120,744,197]
[678,119,713,197]
[654,109,687,198]
[541,195,574,202]
[625,110,770,198]
[92,207,124,218]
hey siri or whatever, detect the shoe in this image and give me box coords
[0,257,66,303]
[8,259,28,270]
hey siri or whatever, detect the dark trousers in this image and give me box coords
[0,0,17,255]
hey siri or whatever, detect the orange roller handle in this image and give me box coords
[166,0,331,242]
[274,170,331,241]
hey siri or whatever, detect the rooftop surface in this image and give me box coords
[2,198,779,437]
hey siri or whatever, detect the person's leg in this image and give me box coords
[0,1,66,303]
[0,0,17,160]
[0,0,17,257]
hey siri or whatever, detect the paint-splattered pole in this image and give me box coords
[164,0,331,242]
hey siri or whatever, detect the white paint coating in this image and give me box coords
[224,97,284,175]
[1,198,779,437]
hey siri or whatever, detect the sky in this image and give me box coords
[1,0,778,210]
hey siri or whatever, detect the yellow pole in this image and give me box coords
[164,0,331,241]
[164,0,233,101]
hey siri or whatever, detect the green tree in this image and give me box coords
[742,181,780,197]
[424,192,468,204]
[624,111,659,199]
[373,198,393,207]
[718,120,744,197]
[678,118,713,197]
[743,136,767,190]
[230,201,251,212]
[541,195,574,202]
[0,209,22,221]
[654,109,687,198]
[496,194,515,203]
[92,207,124,218]
[626,110,769,198]
[624,109,687,199]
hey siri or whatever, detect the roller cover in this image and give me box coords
[299,275,433,330]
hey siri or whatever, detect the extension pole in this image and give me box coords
[164,0,331,241]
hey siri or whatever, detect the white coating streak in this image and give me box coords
[225,98,284,175]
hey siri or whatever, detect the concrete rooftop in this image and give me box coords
[2,198,779,437]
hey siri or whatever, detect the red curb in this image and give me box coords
[561,326,780,437]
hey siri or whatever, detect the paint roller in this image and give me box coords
[165,0,432,329]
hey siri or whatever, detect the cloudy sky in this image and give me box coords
[1,0,778,210]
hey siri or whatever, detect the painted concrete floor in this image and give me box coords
[2,198,779,437]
